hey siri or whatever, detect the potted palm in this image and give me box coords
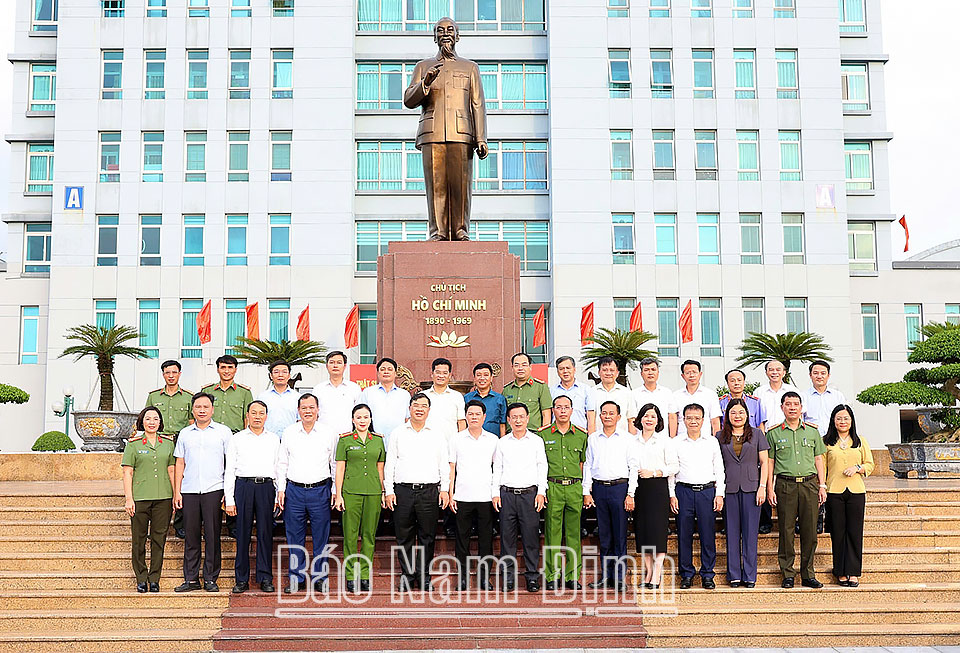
[231,337,327,390]
[59,325,149,452]
[735,331,834,384]
[580,328,658,387]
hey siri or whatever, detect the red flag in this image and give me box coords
[629,301,643,332]
[532,304,546,348]
[296,305,310,341]
[344,305,360,349]
[899,215,910,252]
[245,303,259,340]
[679,300,693,344]
[197,300,212,345]
[580,303,594,345]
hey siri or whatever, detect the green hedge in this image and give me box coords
[0,383,29,405]
[31,431,75,452]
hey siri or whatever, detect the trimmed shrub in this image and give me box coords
[32,431,75,452]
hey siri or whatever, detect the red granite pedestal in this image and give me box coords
[377,241,521,389]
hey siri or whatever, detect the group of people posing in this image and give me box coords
[121,350,874,594]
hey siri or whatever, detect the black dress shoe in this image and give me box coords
[729,580,741,588]
[758,524,772,535]
[137,582,148,593]
[743,582,755,588]
[232,582,248,594]
[544,580,561,591]
[345,580,356,593]
[313,578,328,593]
[397,577,414,593]
[679,577,692,589]
[359,579,370,592]
[174,528,186,539]
[782,577,795,588]
[204,581,219,592]
[149,582,160,593]
[565,580,583,590]
[174,580,201,593]
[478,577,492,591]
[421,579,432,592]
[228,529,238,539]
[847,579,859,588]
[445,528,457,539]
[284,582,301,594]
[260,581,275,593]
[526,579,540,593]
[702,578,716,590]
[458,578,469,591]
[794,523,801,535]
[801,577,823,589]
[503,579,515,592]
[588,579,608,589]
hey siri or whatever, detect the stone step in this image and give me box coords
[0,609,222,632]
[664,582,960,606]
[641,622,960,648]
[0,629,216,652]
[640,602,960,626]
[0,590,230,611]
[0,495,120,509]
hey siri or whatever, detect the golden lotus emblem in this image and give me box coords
[427,331,470,348]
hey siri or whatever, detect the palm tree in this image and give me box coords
[59,325,149,411]
[920,321,960,339]
[231,337,328,368]
[580,328,658,387]
[735,331,833,384]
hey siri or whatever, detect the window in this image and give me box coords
[839,0,866,33]
[785,298,807,333]
[271,131,292,181]
[99,132,120,182]
[947,304,960,326]
[272,50,293,99]
[848,222,876,272]
[147,0,166,17]
[359,307,377,364]
[521,306,549,364]
[102,0,124,18]
[356,0,545,31]
[226,215,248,266]
[228,132,249,181]
[183,215,205,266]
[743,298,765,336]
[609,50,631,98]
[479,62,547,110]
[733,0,753,17]
[357,62,416,109]
[861,304,879,361]
[140,215,161,266]
[841,63,869,111]
[269,299,290,341]
[24,223,52,274]
[649,0,669,17]
[782,213,804,264]
[102,51,123,99]
[20,307,40,364]
[29,63,56,112]
[697,214,720,264]
[650,50,673,98]
[655,214,677,264]
[734,50,756,99]
[612,214,634,264]
[97,215,119,266]
[142,132,163,182]
[737,131,759,180]
[700,298,721,356]
[229,50,251,99]
[608,0,628,17]
[905,304,923,350]
[270,214,291,265]
[357,141,417,190]
[231,0,251,17]
[775,0,795,18]
[692,50,714,99]
[652,130,675,180]
[614,298,635,331]
[477,141,548,190]
[610,131,633,180]
[695,130,717,180]
[26,143,54,194]
[691,0,711,17]
[776,50,798,99]
[144,50,165,99]
[95,300,116,330]
[778,131,801,180]
[845,142,873,191]
[656,298,679,357]
[32,0,58,31]
[182,300,203,358]
[187,50,208,99]
[139,300,160,358]
[185,132,206,182]
[225,300,246,353]
[356,221,426,272]
[188,0,209,18]
[739,213,762,264]
[274,0,294,16]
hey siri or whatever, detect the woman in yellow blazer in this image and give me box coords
[823,404,874,587]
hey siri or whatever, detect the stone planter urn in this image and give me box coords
[886,442,960,479]
[73,411,138,452]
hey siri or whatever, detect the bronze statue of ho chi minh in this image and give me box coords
[404,18,488,241]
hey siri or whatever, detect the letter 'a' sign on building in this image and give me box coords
[64,186,83,211]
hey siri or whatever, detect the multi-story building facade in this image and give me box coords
[3,0,955,451]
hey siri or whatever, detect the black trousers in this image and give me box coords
[234,478,275,584]
[130,498,173,583]
[454,501,494,579]
[827,490,866,577]
[394,484,440,583]
[182,490,223,583]
[499,487,540,582]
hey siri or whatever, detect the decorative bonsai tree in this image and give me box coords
[580,328,658,387]
[32,431,75,452]
[231,337,328,389]
[735,331,834,384]
[59,325,149,411]
[857,328,960,442]
[0,383,30,406]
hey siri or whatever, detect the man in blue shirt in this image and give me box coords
[550,356,596,434]
[463,362,506,437]
[719,369,765,430]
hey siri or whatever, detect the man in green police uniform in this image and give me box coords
[201,355,254,434]
[766,391,827,589]
[538,394,588,591]
[503,352,552,431]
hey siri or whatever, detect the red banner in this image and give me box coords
[899,215,910,252]
[245,303,259,340]
[344,305,360,349]
[532,304,546,348]
[629,301,643,332]
[296,305,310,341]
[679,300,693,344]
[580,302,594,345]
[197,300,212,345]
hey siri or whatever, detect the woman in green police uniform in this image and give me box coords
[333,403,386,593]
[122,406,176,593]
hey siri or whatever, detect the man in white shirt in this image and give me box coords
[276,393,338,594]
[449,400,499,590]
[802,360,846,436]
[492,402,547,593]
[316,351,362,435]
[669,403,725,590]
[358,357,411,450]
[631,357,678,437]
[424,357,467,440]
[258,360,301,436]
[224,400,280,594]
[173,392,232,593]
[754,359,799,534]
[672,359,722,435]
[582,401,639,590]
[384,393,449,592]
[551,356,596,433]
[590,357,635,434]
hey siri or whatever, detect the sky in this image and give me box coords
[0,1,955,260]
